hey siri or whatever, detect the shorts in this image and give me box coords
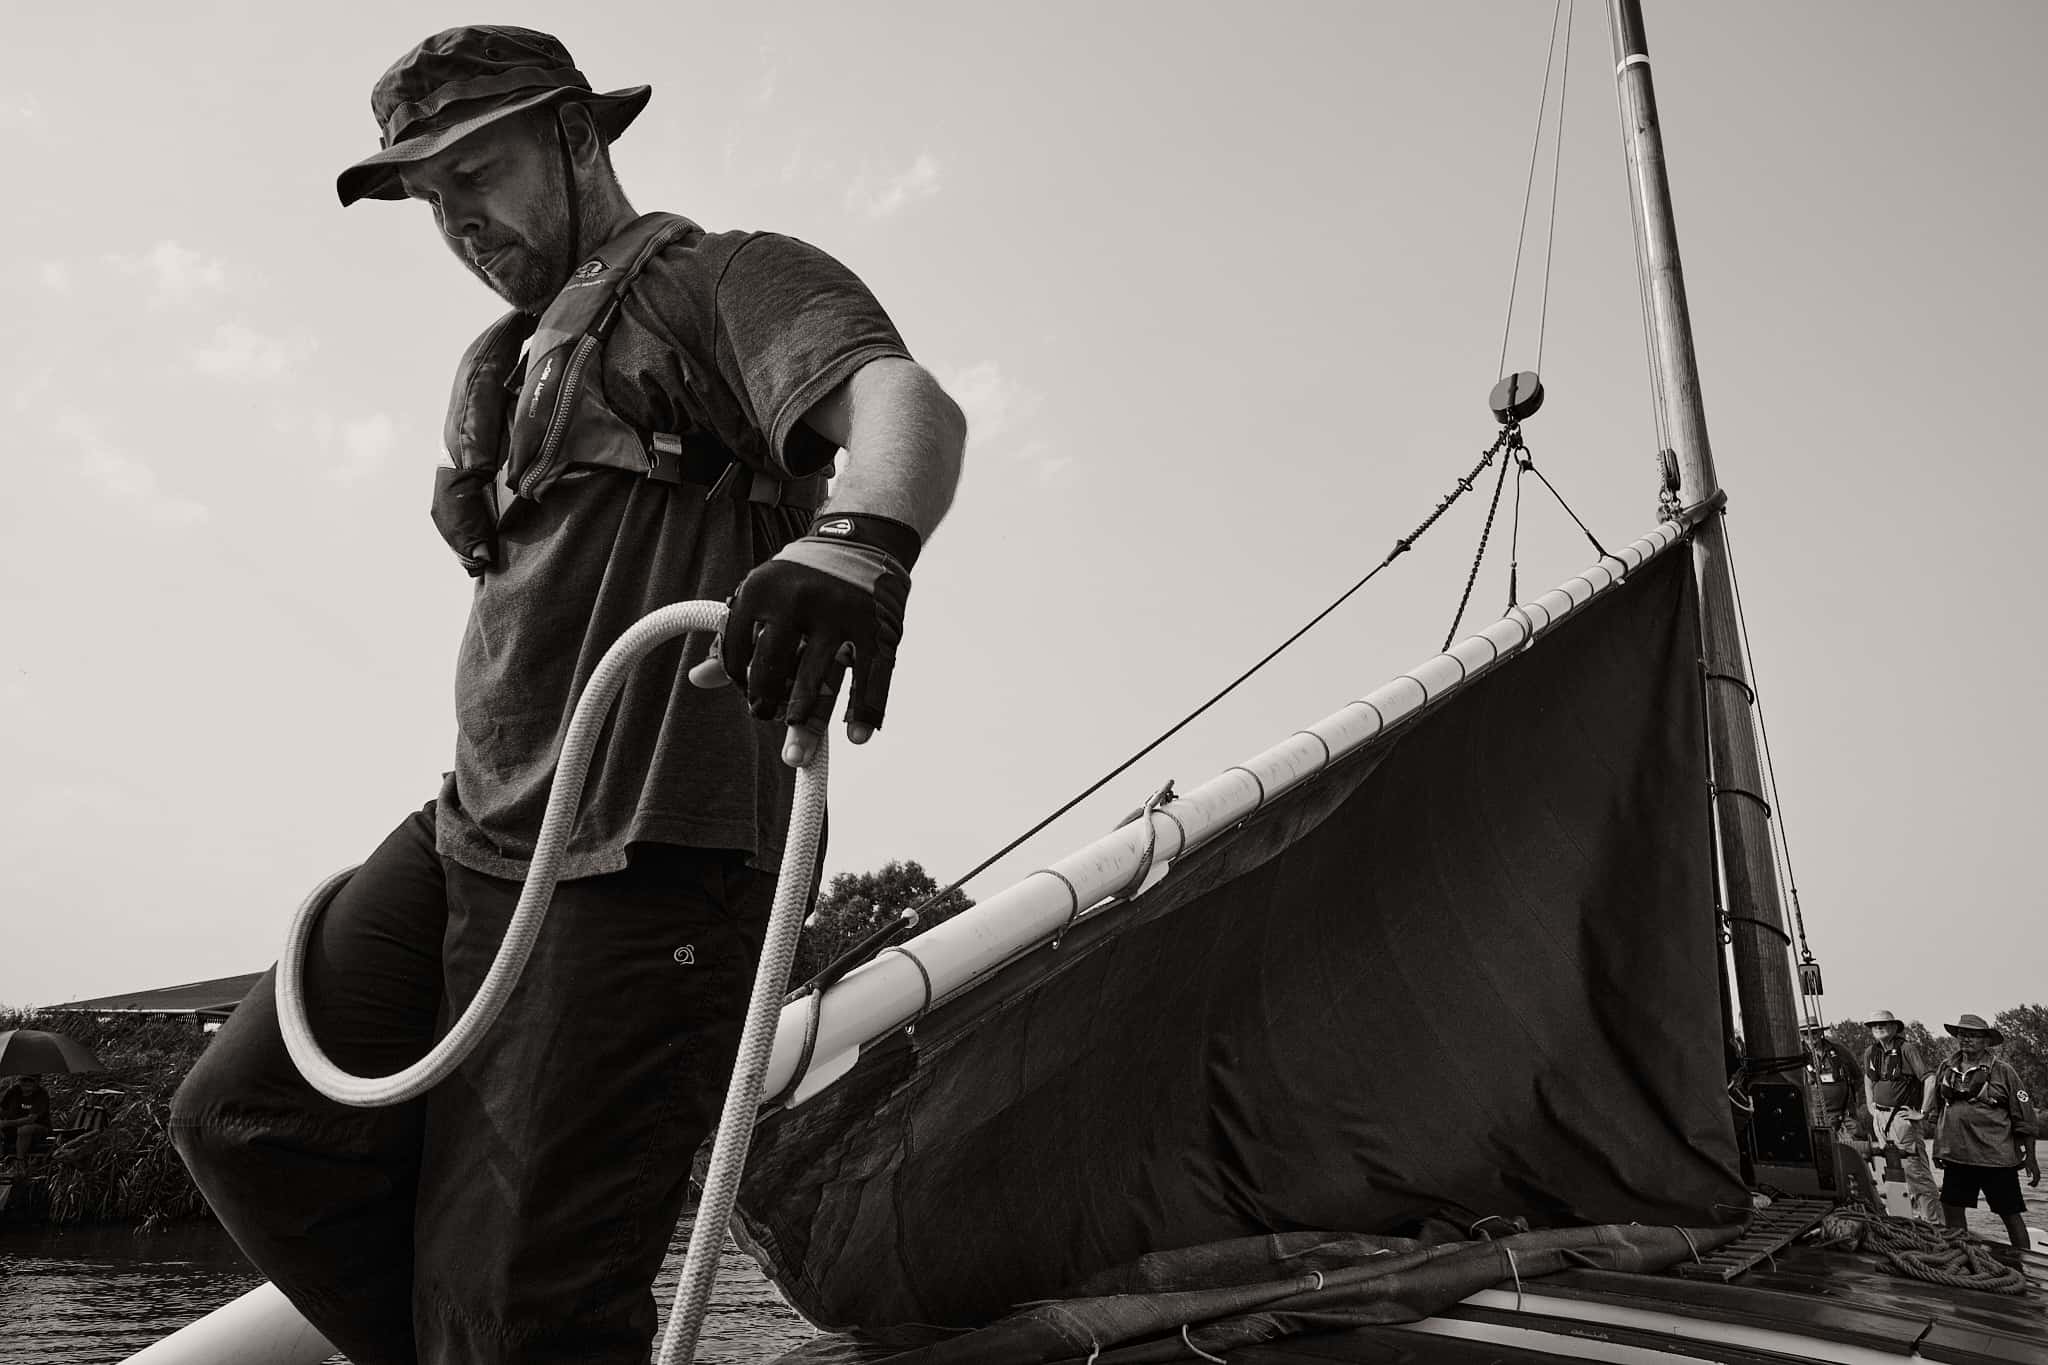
[1940,1162,2026,1216]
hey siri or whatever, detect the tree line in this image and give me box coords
[1821,1005,2048,1097]
[790,858,974,987]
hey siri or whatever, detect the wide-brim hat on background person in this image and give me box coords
[1863,1010,1901,1027]
[1944,1013,2004,1045]
[336,25,649,207]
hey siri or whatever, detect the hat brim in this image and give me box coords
[337,84,650,207]
[1944,1021,2005,1044]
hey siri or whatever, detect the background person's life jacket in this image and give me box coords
[430,212,825,576]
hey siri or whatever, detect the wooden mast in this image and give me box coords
[1605,1,1815,1174]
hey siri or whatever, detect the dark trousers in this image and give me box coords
[170,803,768,1364]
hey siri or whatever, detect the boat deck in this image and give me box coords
[1229,1240,2048,1364]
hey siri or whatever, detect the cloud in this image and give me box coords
[846,153,942,221]
[331,412,400,485]
[11,366,55,413]
[38,261,70,293]
[0,94,43,133]
[192,321,309,382]
[939,361,1069,484]
[275,407,409,485]
[108,240,229,305]
[1023,442,1075,487]
[52,411,209,526]
[941,361,1034,447]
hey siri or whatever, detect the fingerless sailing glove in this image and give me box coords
[716,513,921,730]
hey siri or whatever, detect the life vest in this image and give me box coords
[430,212,826,575]
[1937,1057,1994,1106]
[1866,1043,1909,1086]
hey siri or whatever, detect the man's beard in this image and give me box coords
[468,235,566,312]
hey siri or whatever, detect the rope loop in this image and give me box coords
[1116,780,1178,900]
[1182,1324,1227,1364]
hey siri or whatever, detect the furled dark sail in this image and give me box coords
[735,543,1744,1336]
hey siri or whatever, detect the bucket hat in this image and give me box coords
[1863,1010,1901,1027]
[1944,1013,2004,1045]
[337,26,649,207]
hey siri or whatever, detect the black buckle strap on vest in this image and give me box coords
[646,429,737,489]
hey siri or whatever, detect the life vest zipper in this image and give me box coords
[516,333,600,499]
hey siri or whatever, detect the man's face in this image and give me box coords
[1958,1029,1994,1057]
[400,114,570,312]
[1874,1023,1901,1044]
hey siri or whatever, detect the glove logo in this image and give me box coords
[573,259,606,279]
[672,945,695,965]
[816,517,854,537]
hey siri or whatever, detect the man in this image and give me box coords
[0,1074,52,1173]
[1862,1009,1939,1222]
[1801,1022,1866,1142]
[170,26,965,1365]
[1930,1014,2038,1249]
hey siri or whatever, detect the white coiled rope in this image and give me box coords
[273,599,829,1364]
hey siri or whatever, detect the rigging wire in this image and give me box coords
[1442,438,1516,649]
[1719,515,1815,966]
[1497,0,1568,381]
[1601,1,1670,453]
[1534,0,1575,374]
[864,432,1517,964]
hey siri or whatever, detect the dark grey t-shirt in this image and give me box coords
[436,225,911,880]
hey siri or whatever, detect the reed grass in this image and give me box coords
[2,1007,212,1228]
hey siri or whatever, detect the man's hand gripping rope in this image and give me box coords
[689,512,919,768]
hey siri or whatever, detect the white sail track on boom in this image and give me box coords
[768,513,1694,1109]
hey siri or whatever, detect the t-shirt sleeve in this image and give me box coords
[1904,1043,1931,1080]
[713,233,912,478]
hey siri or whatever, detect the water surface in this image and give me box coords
[0,1217,815,1364]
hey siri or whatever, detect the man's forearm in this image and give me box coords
[812,359,965,539]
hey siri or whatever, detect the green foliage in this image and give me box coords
[1994,1004,2048,1098]
[1824,1018,1870,1068]
[791,860,974,987]
[1902,1019,1956,1069]
[1,1007,212,1228]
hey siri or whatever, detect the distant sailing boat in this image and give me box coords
[132,3,2046,1363]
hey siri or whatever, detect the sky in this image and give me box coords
[2,2,2042,1033]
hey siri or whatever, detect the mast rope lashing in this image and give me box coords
[1725,913,1794,947]
[876,944,935,1026]
[1710,782,1773,820]
[1702,670,1756,705]
[1044,868,1084,950]
[771,986,826,1108]
[1739,1051,1809,1075]
[1114,779,1178,900]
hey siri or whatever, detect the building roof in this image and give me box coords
[55,972,266,1017]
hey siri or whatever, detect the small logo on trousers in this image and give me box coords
[673,946,695,965]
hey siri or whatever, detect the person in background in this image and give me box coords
[1930,1013,2038,1249]
[1863,1009,1939,1222]
[0,1073,52,1173]
[1801,1021,1866,1141]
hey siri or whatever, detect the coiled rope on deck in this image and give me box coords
[273,599,829,1363]
[1813,1207,2029,1296]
